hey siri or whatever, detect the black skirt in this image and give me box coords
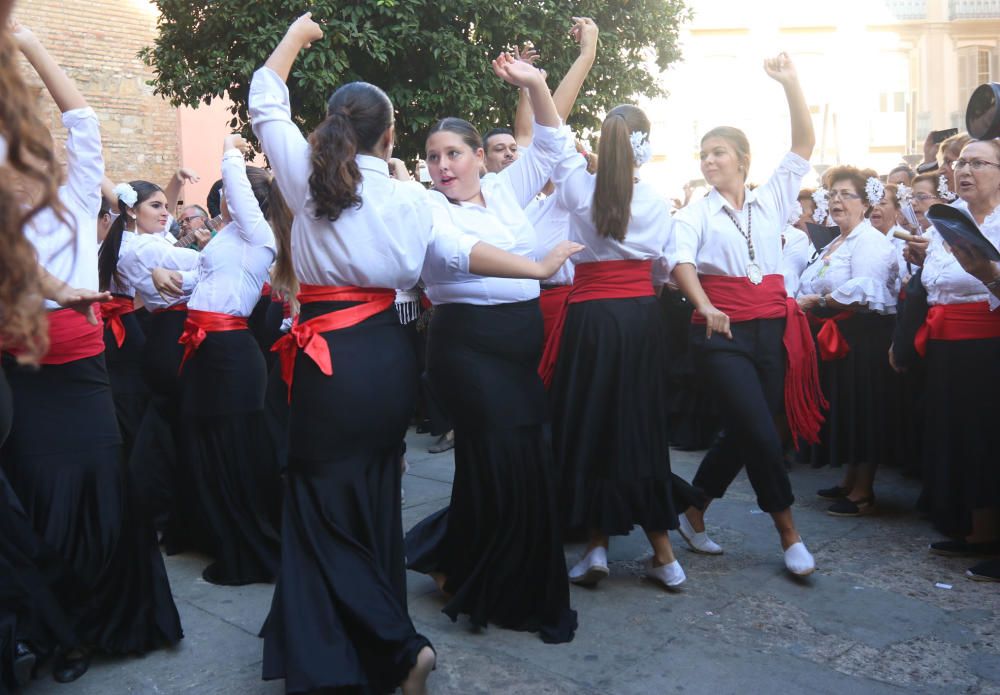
[803,312,896,469]
[262,302,430,694]
[179,328,281,585]
[406,299,577,644]
[550,296,680,536]
[0,354,182,654]
[103,311,149,459]
[920,335,1000,536]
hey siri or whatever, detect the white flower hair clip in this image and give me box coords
[787,200,803,225]
[865,176,885,207]
[895,182,912,204]
[114,182,138,208]
[937,174,956,201]
[630,131,652,167]
[812,187,829,224]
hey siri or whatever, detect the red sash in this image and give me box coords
[538,260,653,388]
[271,284,396,400]
[807,311,853,361]
[914,301,1000,357]
[539,285,573,348]
[261,282,272,298]
[101,296,136,348]
[177,309,248,373]
[695,274,827,446]
[152,302,188,315]
[42,307,105,365]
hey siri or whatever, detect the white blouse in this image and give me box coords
[550,150,673,284]
[796,220,898,314]
[422,121,574,306]
[526,194,574,286]
[25,108,103,309]
[249,67,475,292]
[921,202,1000,310]
[109,231,138,298]
[780,226,811,298]
[119,233,198,311]
[176,150,275,316]
[672,152,811,280]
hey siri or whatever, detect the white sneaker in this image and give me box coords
[568,546,609,586]
[644,558,686,590]
[678,515,723,555]
[784,541,816,576]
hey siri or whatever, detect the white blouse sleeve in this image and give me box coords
[752,152,811,231]
[422,202,479,277]
[551,148,593,216]
[249,67,310,213]
[221,148,275,249]
[61,107,104,217]
[652,214,677,286]
[499,121,573,209]
[669,208,703,271]
[829,233,897,313]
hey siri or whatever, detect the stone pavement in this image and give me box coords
[26,430,1000,695]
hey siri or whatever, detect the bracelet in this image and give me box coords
[817,294,828,309]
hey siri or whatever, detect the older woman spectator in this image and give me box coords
[795,166,898,516]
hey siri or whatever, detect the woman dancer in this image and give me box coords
[250,15,579,693]
[543,104,687,589]
[405,56,578,642]
[1,18,181,681]
[671,53,822,576]
[796,168,898,515]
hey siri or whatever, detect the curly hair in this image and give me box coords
[0,31,55,363]
[823,165,881,206]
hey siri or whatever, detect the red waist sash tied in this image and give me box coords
[271,284,396,401]
[538,259,653,388]
[539,284,573,348]
[101,296,136,348]
[42,307,105,365]
[807,311,854,361]
[177,309,248,373]
[152,302,188,315]
[914,301,1000,357]
[694,274,828,446]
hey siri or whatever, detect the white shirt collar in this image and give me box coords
[357,154,389,178]
[707,185,759,215]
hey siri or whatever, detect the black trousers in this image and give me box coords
[690,318,794,513]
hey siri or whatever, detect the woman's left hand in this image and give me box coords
[796,294,820,312]
[491,51,545,89]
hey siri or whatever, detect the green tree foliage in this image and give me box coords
[141,0,690,160]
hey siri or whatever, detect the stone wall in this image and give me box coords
[15,0,179,188]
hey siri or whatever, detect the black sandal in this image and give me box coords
[827,496,876,517]
[816,485,849,500]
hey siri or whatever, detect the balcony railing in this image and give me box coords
[883,0,928,19]
[951,0,1000,18]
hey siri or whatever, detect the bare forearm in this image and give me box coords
[468,242,545,280]
[514,88,533,147]
[525,77,559,128]
[671,263,711,311]
[20,40,86,112]
[265,33,305,82]
[784,80,815,160]
[552,50,595,122]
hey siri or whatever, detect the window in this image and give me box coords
[959,46,994,104]
[879,92,906,113]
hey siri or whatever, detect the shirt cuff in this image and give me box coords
[61,106,98,127]
[780,151,812,176]
[179,270,198,293]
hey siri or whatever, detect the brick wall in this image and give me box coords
[15,0,179,189]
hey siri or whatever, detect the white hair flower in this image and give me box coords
[812,187,829,224]
[937,174,956,201]
[630,131,652,167]
[865,176,885,207]
[895,182,912,204]
[114,182,138,208]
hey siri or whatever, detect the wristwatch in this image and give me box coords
[817,294,828,309]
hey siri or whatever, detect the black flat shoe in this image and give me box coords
[967,559,1000,582]
[13,642,37,686]
[816,485,849,500]
[52,650,90,684]
[827,496,876,517]
[929,539,1000,557]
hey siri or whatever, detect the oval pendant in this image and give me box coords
[747,263,763,285]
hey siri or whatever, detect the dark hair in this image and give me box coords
[701,126,751,180]
[823,165,880,206]
[245,166,273,218]
[206,179,223,217]
[912,172,940,189]
[888,165,914,183]
[98,180,163,291]
[99,196,111,218]
[593,105,651,242]
[427,117,483,152]
[266,178,298,306]
[483,127,513,149]
[309,82,393,221]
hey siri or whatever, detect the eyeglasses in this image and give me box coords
[912,193,940,201]
[179,215,207,225]
[827,190,861,200]
[953,159,1000,172]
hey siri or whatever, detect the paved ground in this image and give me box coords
[25,430,1000,695]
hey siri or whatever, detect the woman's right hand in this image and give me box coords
[697,303,732,340]
[904,237,929,266]
[152,267,183,299]
[288,12,323,49]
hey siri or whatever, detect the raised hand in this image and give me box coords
[7,17,38,51]
[175,167,201,184]
[763,52,798,86]
[288,12,323,49]
[224,134,249,154]
[491,51,545,90]
[569,17,598,55]
[512,43,539,66]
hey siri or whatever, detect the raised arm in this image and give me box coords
[763,53,814,161]
[513,88,534,147]
[221,134,274,247]
[10,18,86,112]
[492,52,559,128]
[552,17,597,122]
[264,12,323,82]
[163,167,200,214]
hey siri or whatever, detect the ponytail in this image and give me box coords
[266,177,298,308]
[308,81,394,222]
[592,105,650,242]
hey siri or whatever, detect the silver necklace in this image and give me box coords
[722,204,762,284]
